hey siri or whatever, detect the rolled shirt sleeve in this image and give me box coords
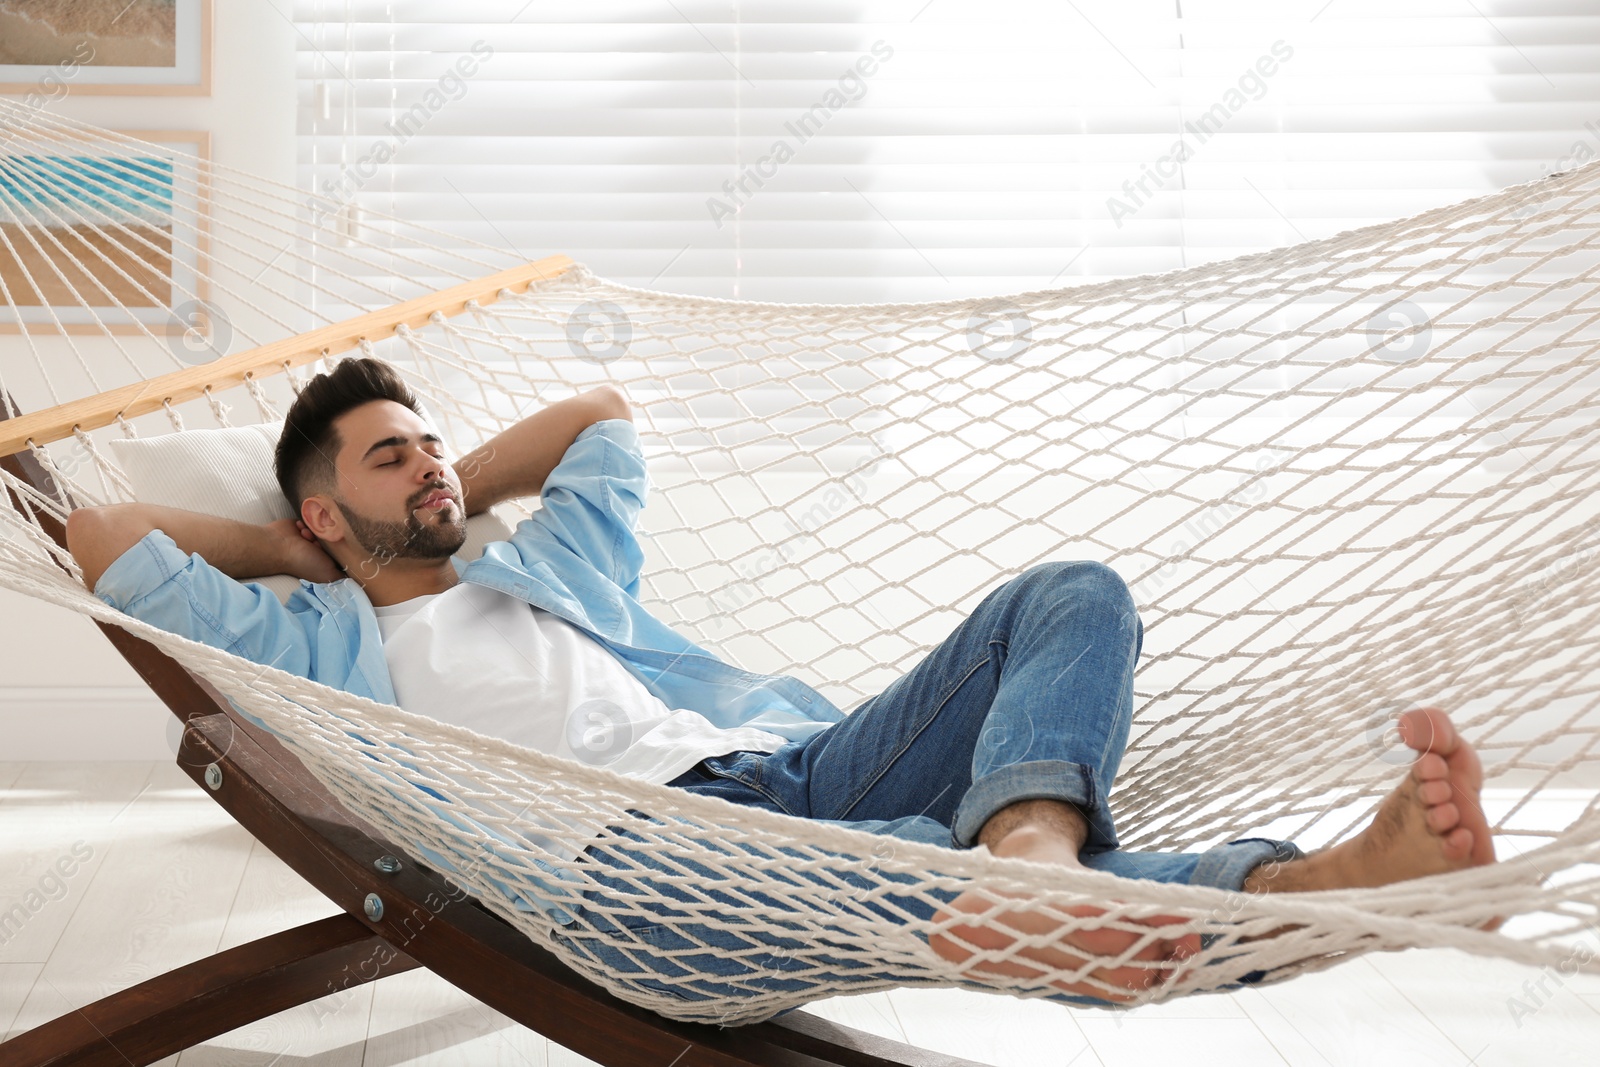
[93,527,315,681]
[508,418,648,596]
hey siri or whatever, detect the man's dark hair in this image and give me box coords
[274,356,426,512]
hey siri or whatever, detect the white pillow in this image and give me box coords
[107,420,519,605]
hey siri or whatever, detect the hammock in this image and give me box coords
[0,103,1597,1030]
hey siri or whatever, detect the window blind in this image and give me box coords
[293,1,1600,304]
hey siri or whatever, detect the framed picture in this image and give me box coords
[0,0,212,96]
[0,130,212,336]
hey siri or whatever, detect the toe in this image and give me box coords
[1442,825,1474,861]
[1399,707,1460,758]
[1426,801,1461,834]
[1417,779,1453,805]
[1163,932,1203,962]
[1412,752,1449,781]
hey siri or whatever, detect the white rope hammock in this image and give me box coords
[0,104,1597,1025]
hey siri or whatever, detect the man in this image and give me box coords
[66,356,1497,1007]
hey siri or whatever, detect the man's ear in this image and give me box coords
[301,496,344,545]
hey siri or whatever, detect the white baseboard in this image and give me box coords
[0,686,174,761]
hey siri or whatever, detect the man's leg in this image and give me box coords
[625,560,1493,1003]
[678,559,1241,997]
[721,560,1146,853]
[557,706,1495,1013]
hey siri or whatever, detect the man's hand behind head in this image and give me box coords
[267,518,346,583]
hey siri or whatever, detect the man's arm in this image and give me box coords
[65,507,318,707]
[504,416,649,594]
[66,503,286,593]
[452,385,632,518]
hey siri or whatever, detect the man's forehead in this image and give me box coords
[340,403,433,461]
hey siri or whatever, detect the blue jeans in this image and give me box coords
[551,561,1304,1011]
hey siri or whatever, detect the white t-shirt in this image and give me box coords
[370,580,790,786]
[371,579,795,922]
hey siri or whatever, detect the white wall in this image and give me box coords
[0,5,297,759]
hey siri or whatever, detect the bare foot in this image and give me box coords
[927,825,1201,1003]
[1242,707,1502,932]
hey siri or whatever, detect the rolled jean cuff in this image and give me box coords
[951,760,1117,853]
[1189,836,1306,894]
[1189,837,1308,988]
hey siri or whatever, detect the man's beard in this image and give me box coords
[336,495,467,567]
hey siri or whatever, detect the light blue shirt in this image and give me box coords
[92,417,845,920]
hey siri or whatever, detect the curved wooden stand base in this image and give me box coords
[3,915,419,1067]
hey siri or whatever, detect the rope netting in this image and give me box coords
[1,105,1597,1023]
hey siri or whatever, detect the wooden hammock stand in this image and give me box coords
[0,256,989,1067]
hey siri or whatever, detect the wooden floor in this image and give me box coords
[0,761,1595,1066]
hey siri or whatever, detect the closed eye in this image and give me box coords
[379,450,443,468]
